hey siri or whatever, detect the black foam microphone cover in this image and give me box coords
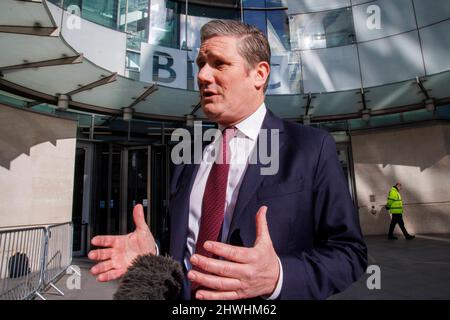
[113,254,184,300]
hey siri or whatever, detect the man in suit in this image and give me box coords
[88,19,367,300]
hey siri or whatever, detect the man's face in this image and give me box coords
[397,183,402,190]
[196,35,263,126]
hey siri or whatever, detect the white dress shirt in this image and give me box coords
[185,103,283,299]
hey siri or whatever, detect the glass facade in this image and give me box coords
[47,0,450,95]
[289,7,355,50]
[5,0,448,124]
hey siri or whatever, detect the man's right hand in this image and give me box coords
[88,204,156,282]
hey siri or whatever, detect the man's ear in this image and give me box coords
[254,61,270,90]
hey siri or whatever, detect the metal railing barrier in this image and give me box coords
[0,227,46,300]
[0,222,73,300]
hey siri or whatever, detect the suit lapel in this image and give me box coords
[169,134,211,262]
[227,110,286,241]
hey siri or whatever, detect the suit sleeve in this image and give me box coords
[279,133,368,299]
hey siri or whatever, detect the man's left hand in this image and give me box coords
[188,206,280,300]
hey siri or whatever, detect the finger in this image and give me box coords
[202,241,254,263]
[96,269,124,282]
[254,206,271,246]
[91,235,117,248]
[90,260,114,276]
[188,270,242,291]
[88,248,114,261]
[190,254,246,278]
[133,204,148,232]
[196,289,240,300]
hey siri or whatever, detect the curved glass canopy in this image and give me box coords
[0,0,449,123]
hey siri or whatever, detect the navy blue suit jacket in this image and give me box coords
[168,109,367,299]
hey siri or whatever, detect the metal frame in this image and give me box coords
[72,142,94,257]
[0,222,73,300]
[0,55,83,73]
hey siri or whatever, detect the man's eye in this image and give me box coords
[214,61,224,67]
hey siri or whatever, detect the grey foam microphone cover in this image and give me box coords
[113,254,184,300]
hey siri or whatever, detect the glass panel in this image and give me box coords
[289,7,355,50]
[126,50,141,71]
[243,0,267,8]
[265,94,305,118]
[308,89,361,116]
[402,108,434,123]
[243,0,285,8]
[358,31,425,87]
[353,0,416,42]
[349,113,401,129]
[180,14,214,50]
[420,20,450,75]
[267,52,302,95]
[81,0,120,29]
[47,0,81,10]
[149,0,181,49]
[301,45,361,93]
[93,144,121,236]
[267,10,291,53]
[0,92,29,108]
[244,10,267,36]
[287,0,351,14]
[364,80,421,111]
[121,0,150,50]
[180,3,241,50]
[423,71,450,100]
[413,0,450,28]
[437,105,450,120]
[127,148,149,233]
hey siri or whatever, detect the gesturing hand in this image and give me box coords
[188,206,280,300]
[88,204,156,282]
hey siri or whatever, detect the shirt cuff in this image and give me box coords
[264,257,283,300]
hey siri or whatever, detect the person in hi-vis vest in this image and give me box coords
[386,183,415,240]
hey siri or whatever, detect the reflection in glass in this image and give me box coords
[180,14,213,50]
[126,50,140,71]
[179,3,240,50]
[149,0,180,49]
[289,7,355,50]
[267,10,291,53]
[120,0,150,50]
[81,0,120,29]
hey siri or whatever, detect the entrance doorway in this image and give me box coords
[89,143,171,254]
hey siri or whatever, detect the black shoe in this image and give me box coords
[388,235,398,240]
[405,235,415,240]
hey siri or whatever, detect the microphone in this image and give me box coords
[113,254,184,300]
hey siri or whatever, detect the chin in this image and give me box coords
[202,104,225,121]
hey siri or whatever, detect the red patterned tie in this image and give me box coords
[191,127,236,294]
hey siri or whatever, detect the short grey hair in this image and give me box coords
[200,19,271,91]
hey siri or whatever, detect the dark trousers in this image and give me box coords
[388,214,410,236]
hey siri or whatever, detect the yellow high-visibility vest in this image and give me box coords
[387,187,403,214]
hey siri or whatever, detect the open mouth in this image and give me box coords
[203,92,216,98]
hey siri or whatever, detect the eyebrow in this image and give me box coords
[196,51,226,66]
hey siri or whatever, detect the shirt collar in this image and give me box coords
[219,103,266,141]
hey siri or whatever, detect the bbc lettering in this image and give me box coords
[140,43,299,94]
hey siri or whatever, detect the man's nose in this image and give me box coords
[197,64,214,85]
